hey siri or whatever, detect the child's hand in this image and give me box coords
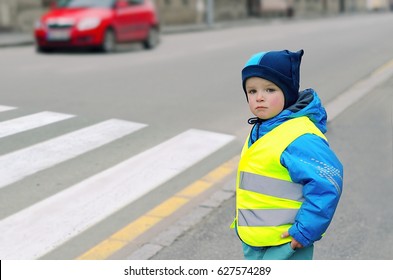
[281,231,304,250]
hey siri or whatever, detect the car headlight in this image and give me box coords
[77,18,101,31]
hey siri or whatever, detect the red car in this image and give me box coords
[34,0,160,52]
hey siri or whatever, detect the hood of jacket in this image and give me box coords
[248,88,327,145]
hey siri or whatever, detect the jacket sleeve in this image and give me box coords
[281,134,343,247]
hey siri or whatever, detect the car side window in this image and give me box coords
[128,0,144,5]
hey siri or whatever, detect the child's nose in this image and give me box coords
[256,91,265,101]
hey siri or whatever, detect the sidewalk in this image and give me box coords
[1,12,390,49]
[0,23,218,48]
[0,18,285,48]
[0,31,35,48]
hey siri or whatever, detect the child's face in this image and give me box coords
[245,77,285,120]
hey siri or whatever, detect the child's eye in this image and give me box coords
[265,88,276,93]
[247,89,257,94]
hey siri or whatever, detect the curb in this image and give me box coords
[125,174,236,260]
[0,18,281,49]
[0,25,212,48]
[0,34,35,48]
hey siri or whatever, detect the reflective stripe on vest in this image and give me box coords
[235,116,327,247]
[239,171,304,202]
[238,208,298,226]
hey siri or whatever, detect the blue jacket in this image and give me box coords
[248,88,343,247]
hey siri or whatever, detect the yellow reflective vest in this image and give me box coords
[234,116,327,247]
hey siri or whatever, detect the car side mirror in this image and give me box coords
[115,0,128,9]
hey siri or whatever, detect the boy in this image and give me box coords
[232,49,343,260]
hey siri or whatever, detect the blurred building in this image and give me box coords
[0,0,391,32]
[0,0,43,32]
[155,0,248,25]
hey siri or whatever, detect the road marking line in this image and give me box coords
[80,216,162,260]
[0,105,16,112]
[326,58,393,122]
[77,156,238,260]
[0,111,75,138]
[0,129,234,260]
[0,119,146,189]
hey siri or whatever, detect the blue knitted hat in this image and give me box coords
[242,49,304,109]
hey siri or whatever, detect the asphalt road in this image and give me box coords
[0,12,392,260]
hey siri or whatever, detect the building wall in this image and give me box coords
[155,0,200,25]
[214,0,248,21]
[0,0,45,31]
[293,0,341,15]
[155,0,248,25]
[293,0,389,16]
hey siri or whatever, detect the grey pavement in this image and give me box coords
[126,171,242,260]
[0,23,228,48]
[0,18,294,48]
[0,31,35,48]
[0,25,198,48]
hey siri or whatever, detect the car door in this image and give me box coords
[113,0,149,42]
[126,0,150,40]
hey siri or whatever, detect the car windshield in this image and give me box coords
[57,0,115,8]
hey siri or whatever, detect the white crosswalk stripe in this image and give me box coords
[0,118,147,189]
[0,105,235,259]
[0,111,74,139]
[0,105,16,112]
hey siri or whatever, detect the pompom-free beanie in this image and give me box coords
[242,49,304,109]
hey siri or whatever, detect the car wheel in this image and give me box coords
[101,29,116,53]
[143,27,159,49]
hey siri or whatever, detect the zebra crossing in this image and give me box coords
[0,119,146,189]
[0,105,235,260]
